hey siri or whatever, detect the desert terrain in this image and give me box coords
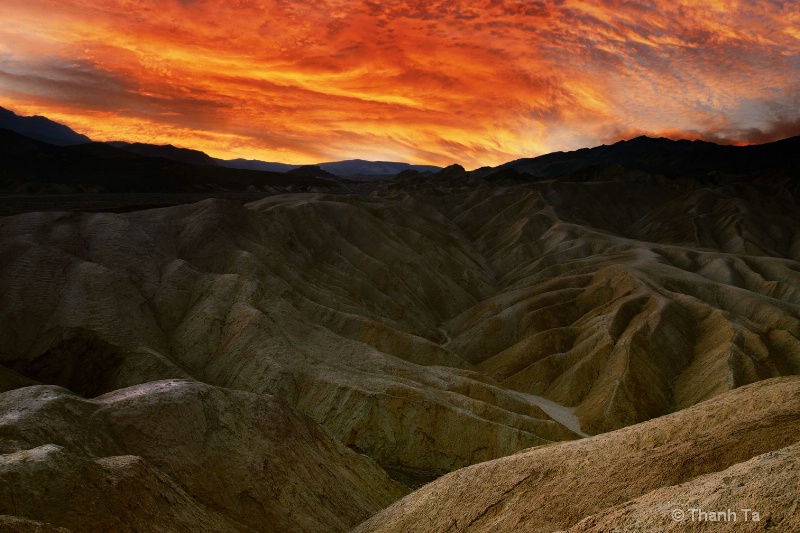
[1,130,799,531]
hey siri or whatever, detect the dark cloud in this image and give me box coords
[743,118,800,143]
[0,57,132,108]
[706,117,800,145]
[0,55,229,131]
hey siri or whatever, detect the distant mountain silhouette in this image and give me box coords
[218,158,441,176]
[109,142,219,166]
[317,160,441,176]
[0,106,440,177]
[497,135,800,179]
[216,158,299,173]
[0,129,341,194]
[287,165,341,180]
[0,106,91,146]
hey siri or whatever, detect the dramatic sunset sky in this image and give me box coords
[1,1,799,167]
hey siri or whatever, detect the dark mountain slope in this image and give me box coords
[0,107,91,146]
[0,130,341,194]
[498,135,800,179]
[109,141,219,166]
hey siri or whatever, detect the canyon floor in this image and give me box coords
[1,138,799,531]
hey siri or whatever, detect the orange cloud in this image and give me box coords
[0,0,798,167]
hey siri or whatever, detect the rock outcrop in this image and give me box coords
[0,380,406,532]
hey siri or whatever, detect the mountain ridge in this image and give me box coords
[3,106,799,180]
[0,106,442,177]
[109,141,220,166]
[0,129,341,197]
[496,134,800,179]
[0,107,91,146]
[217,157,442,176]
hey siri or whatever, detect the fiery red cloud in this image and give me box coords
[1,0,798,167]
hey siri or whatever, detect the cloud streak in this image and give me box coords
[0,0,798,167]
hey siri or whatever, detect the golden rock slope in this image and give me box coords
[354,376,800,532]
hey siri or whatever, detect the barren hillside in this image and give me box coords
[1,137,799,530]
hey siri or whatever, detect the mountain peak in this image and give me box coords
[112,142,219,166]
[0,106,91,146]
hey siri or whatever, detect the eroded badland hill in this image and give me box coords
[1,136,799,531]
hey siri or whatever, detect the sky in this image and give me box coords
[1,1,799,168]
